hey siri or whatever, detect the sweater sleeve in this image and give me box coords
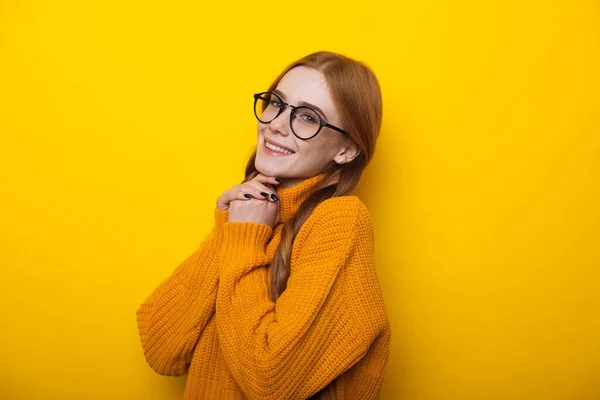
[136,207,229,376]
[215,197,389,400]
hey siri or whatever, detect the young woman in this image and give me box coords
[136,51,391,400]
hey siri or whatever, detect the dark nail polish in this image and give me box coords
[260,192,269,197]
[271,193,279,201]
[275,177,282,182]
[244,193,252,198]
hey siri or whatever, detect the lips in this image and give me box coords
[264,140,294,156]
[265,138,295,153]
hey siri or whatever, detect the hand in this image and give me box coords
[216,174,281,228]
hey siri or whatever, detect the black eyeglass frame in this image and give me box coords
[253,91,348,140]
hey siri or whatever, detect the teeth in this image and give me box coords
[266,142,294,155]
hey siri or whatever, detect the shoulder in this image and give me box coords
[292,196,373,263]
[313,195,372,227]
[297,196,373,242]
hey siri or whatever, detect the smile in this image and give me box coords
[264,140,295,156]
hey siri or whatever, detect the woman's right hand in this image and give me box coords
[216,174,281,211]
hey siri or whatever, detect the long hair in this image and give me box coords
[241,51,382,399]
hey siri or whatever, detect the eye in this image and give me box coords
[270,100,283,109]
[302,114,315,123]
[298,109,319,124]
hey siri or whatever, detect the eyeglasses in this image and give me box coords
[253,91,348,140]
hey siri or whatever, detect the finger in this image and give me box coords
[235,193,254,202]
[252,173,282,187]
[244,181,278,200]
[223,185,262,204]
[239,186,279,202]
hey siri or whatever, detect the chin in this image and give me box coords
[255,158,282,177]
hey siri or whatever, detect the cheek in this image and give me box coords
[297,141,324,159]
[310,136,333,153]
[257,123,268,139]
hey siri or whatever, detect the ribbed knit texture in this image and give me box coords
[136,171,391,400]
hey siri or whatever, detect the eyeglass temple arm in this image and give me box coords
[325,123,347,135]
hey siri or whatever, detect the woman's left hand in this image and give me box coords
[227,178,280,228]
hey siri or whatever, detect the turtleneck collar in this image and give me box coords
[276,171,329,223]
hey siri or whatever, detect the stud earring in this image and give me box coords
[337,158,344,163]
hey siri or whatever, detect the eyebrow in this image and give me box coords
[272,89,329,120]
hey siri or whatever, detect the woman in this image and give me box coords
[136,51,391,400]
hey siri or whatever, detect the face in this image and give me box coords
[255,66,359,188]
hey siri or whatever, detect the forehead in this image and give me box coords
[275,66,336,118]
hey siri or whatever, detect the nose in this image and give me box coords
[268,106,292,136]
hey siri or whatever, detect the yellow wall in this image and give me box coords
[1,0,598,398]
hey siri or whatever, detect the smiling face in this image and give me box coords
[255,66,360,188]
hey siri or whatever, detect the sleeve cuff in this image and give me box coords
[215,208,229,227]
[220,222,273,267]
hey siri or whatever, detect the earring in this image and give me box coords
[337,158,344,163]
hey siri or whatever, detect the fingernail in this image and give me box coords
[275,177,282,182]
[260,192,269,197]
[271,193,279,201]
[244,193,252,198]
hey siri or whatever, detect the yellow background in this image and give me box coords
[1,0,599,398]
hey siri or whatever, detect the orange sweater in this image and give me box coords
[136,171,391,399]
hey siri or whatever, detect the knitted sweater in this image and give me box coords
[136,171,391,400]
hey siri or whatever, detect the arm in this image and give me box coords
[136,207,229,376]
[215,197,390,400]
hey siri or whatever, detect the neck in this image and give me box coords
[278,176,309,189]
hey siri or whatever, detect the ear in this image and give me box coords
[335,141,361,163]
